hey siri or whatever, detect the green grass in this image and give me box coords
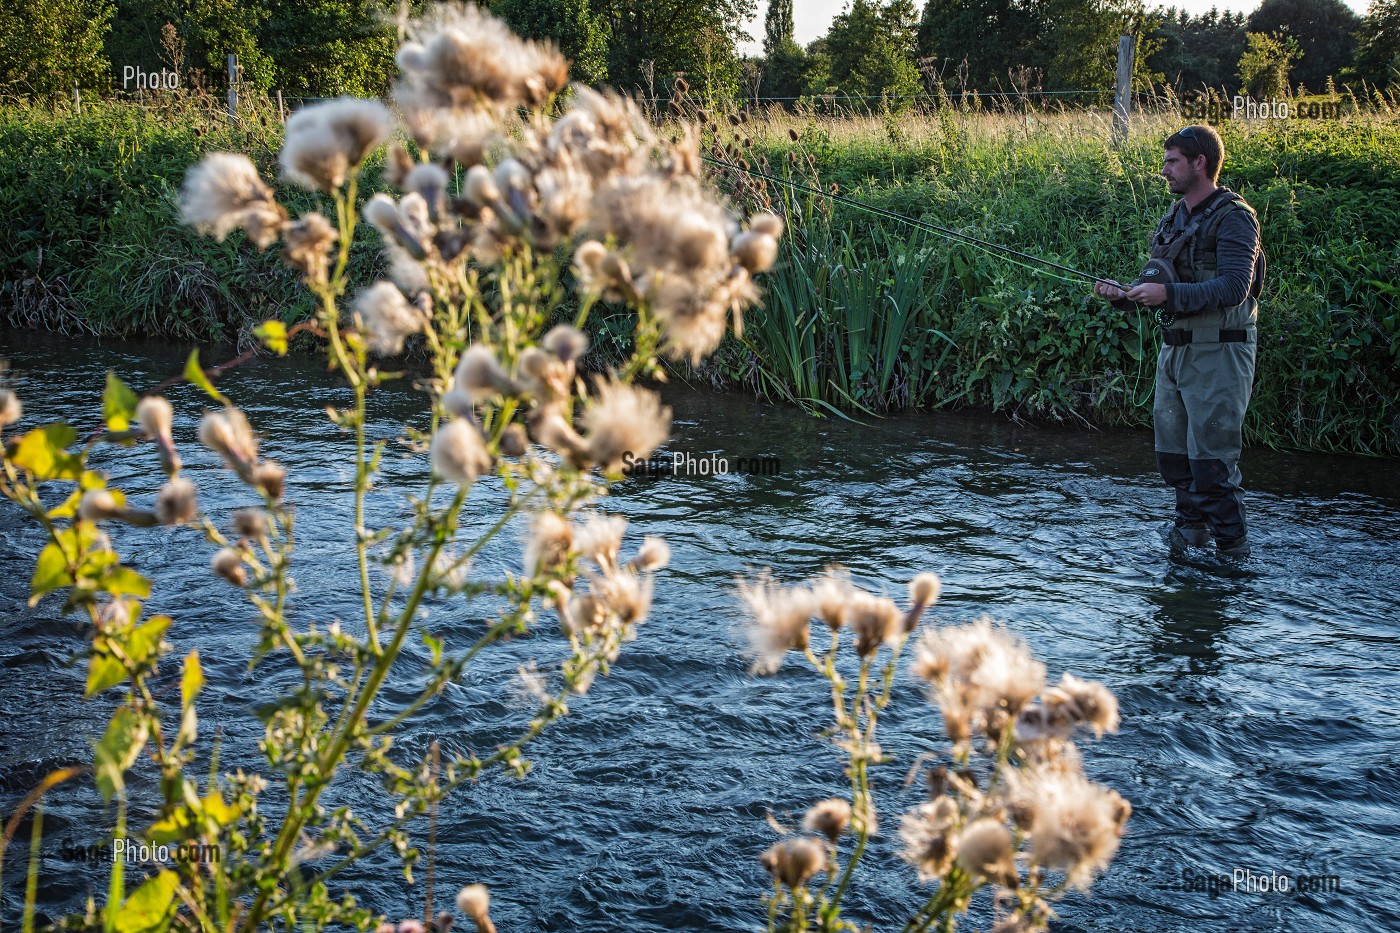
[1,97,1396,454]
[711,104,1400,455]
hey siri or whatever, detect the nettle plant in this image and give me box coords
[740,570,1131,933]
[0,5,783,932]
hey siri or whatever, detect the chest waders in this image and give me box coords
[1148,189,1263,556]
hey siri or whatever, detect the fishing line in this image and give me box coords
[703,153,1161,407]
[702,155,1124,288]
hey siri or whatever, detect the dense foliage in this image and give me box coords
[1,101,1395,456]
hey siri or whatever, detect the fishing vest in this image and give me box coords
[1148,187,1265,333]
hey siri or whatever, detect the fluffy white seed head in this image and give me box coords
[198,408,259,477]
[0,389,20,428]
[154,476,198,525]
[582,377,670,472]
[739,574,816,673]
[634,536,670,572]
[280,97,393,192]
[179,153,286,248]
[136,396,173,439]
[353,282,426,355]
[430,418,493,486]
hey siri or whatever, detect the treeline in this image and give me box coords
[1,0,1398,104]
[0,0,756,101]
[762,0,1400,103]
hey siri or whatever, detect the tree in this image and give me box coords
[819,0,922,105]
[590,0,755,101]
[1350,0,1400,91]
[1247,0,1360,92]
[493,0,610,85]
[0,0,114,99]
[1238,30,1303,98]
[261,0,400,97]
[918,0,1152,94]
[763,0,795,56]
[1147,6,1249,95]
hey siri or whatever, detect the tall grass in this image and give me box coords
[1,97,1396,454]
[713,104,1400,455]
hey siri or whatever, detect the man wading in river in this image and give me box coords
[1095,125,1265,558]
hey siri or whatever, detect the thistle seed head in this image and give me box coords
[802,798,853,843]
[179,153,286,248]
[430,418,493,487]
[154,476,198,525]
[282,212,337,286]
[353,281,426,355]
[760,836,826,890]
[739,573,815,673]
[198,408,259,478]
[582,377,670,472]
[135,396,174,439]
[280,97,393,192]
[212,548,247,586]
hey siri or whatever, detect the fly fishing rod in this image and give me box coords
[702,154,1132,291]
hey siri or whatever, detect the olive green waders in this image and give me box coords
[1149,194,1261,553]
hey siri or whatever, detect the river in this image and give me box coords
[1,330,1397,932]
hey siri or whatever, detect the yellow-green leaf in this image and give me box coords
[125,615,172,667]
[103,372,139,433]
[180,651,203,709]
[200,791,237,826]
[86,654,127,698]
[254,320,289,356]
[100,565,152,599]
[31,540,74,604]
[47,488,83,519]
[8,423,83,481]
[146,807,194,845]
[182,350,228,405]
[94,708,149,803]
[112,869,178,933]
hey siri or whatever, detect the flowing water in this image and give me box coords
[1,331,1397,933]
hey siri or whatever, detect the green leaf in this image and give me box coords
[94,708,149,803]
[9,423,83,481]
[31,540,74,604]
[422,631,443,665]
[182,350,228,406]
[112,869,178,933]
[47,488,83,519]
[100,565,152,599]
[254,319,288,356]
[126,615,172,667]
[86,654,127,698]
[181,651,204,709]
[103,372,139,433]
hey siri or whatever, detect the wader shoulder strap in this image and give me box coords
[1195,194,1266,298]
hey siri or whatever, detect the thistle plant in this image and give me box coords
[741,568,1130,933]
[0,5,782,931]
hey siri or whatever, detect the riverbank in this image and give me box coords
[1,100,1395,454]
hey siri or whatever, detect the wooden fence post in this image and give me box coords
[1112,35,1133,145]
[73,81,81,115]
[227,54,238,123]
[277,89,285,122]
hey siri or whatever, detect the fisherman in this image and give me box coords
[1094,125,1265,558]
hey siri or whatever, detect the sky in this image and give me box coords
[737,0,1376,54]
